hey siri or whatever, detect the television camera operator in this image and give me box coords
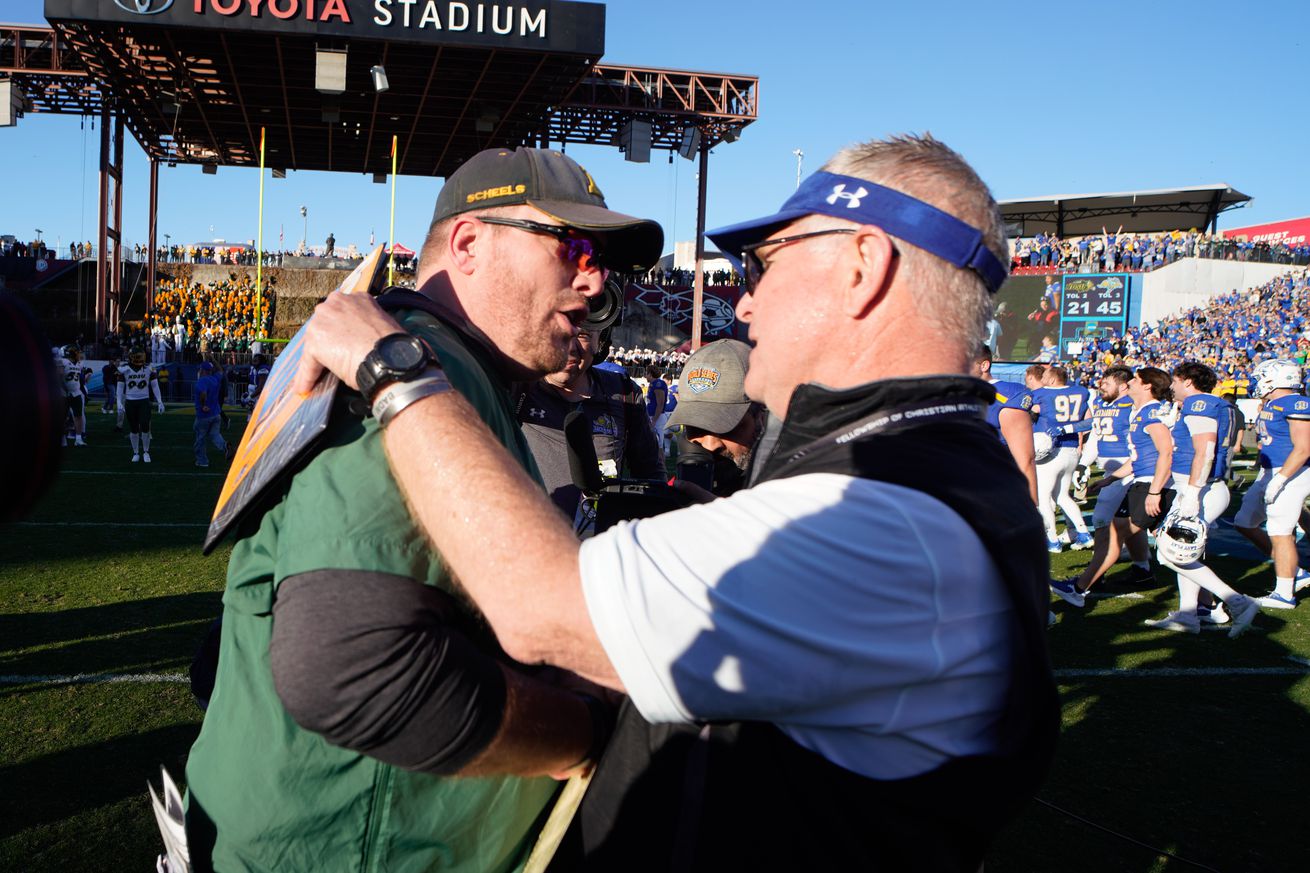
[514,280,665,535]
[667,338,766,497]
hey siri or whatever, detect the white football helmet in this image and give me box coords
[1251,358,1301,398]
[1032,430,1054,462]
[1156,510,1207,565]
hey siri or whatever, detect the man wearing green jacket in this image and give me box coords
[184,147,662,872]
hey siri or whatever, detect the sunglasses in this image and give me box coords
[739,228,856,292]
[477,216,609,277]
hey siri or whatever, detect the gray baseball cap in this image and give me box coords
[432,147,664,271]
[668,339,752,434]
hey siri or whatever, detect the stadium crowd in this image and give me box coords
[1064,271,1310,392]
[638,266,740,286]
[143,273,276,359]
[1009,228,1310,274]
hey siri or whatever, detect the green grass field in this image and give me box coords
[2,406,1307,871]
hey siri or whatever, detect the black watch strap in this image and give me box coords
[356,333,432,403]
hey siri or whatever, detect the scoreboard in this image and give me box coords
[1058,274,1129,354]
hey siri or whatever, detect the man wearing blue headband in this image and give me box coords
[292,133,1057,870]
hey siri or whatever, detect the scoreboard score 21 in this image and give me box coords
[1058,274,1129,354]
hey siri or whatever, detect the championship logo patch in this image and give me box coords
[1297,401,1309,411]
[1020,395,1033,410]
[1192,400,1206,411]
[685,367,721,394]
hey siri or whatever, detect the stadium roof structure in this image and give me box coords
[1,2,758,343]
[12,2,756,175]
[1000,184,1252,237]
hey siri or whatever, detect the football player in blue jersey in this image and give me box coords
[973,345,1037,504]
[1050,366,1156,606]
[1235,359,1310,609]
[1067,369,1174,609]
[1140,363,1258,635]
[1028,364,1093,553]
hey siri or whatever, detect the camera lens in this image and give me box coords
[583,279,623,331]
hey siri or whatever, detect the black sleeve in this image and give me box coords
[619,376,665,478]
[270,569,507,776]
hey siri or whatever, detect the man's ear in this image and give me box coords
[448,219,481,277]
[843,225,896,319]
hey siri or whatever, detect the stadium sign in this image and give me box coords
[1220,216,1310,247]
[44,0,604,54]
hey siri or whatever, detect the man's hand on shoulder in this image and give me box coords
[291,291,403,395]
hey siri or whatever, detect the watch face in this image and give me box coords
[379,335,425,370]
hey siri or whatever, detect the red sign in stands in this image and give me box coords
[1221,216,1310,246]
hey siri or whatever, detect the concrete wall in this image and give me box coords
[1138,259,1307,325]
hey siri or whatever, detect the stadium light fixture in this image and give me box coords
[370,65,389,94]
[315,48,348,95]
[677,125,701,161]
[621,119,652,163]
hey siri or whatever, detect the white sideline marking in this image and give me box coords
[6,666,1306,687]
[0,673,189,686]
[13,522,208,528]
[1085,592,1146,600]
[59,470,223,478]
[1055,666,1310,678]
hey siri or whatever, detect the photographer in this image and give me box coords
[515,322,664,534]
[668,339,765,497]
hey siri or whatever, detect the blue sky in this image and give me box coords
[2,0,1307,254]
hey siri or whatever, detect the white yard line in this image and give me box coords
[1056,666,1310,678]
[5,665,1306,687]
[0,673,189,685]
[59,470,223,478]
[13,522,209,528]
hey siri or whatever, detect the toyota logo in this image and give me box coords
[113,0,175,14]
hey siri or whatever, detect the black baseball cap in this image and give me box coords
[432,147,664,272]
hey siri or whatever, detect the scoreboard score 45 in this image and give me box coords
[1058,273,1129,354]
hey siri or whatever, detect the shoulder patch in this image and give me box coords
[1297,400,1309,412]
[1019,395,1033,410]
[1190,399,1207,412]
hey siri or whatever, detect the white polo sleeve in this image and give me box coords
[578,473,1012,737]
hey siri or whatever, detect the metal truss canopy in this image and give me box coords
[1001,185,1252,236]
[3,11,758,177]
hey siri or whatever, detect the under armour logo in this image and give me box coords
[529,408,546,420]
[826,184,868,208]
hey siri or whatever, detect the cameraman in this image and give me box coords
[669,339,766,497]
[515,325,664,533]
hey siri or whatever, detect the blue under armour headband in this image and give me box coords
[706,171,1008,294]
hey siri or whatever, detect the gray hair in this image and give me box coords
[820,133,1007,352]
